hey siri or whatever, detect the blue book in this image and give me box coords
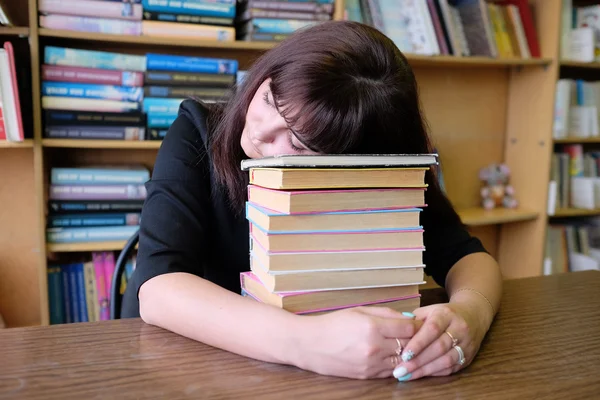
[143,97,184,114]
[51,166,150,185]
[47,213,141,228]
[72,263,89,323]
[146,53,238,75]
[142,0,236,18]
[42,82,144,103]
[44,46,146,72]
[61,265,72,323]
[46,226,140,243]
[47,266,65,325]
[67,264,80,323]
[246,202,423,234]
[248,18,321,34]
[147,113,177,128]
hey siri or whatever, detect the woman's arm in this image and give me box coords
[445,252,502,329]
[139,272,422,379]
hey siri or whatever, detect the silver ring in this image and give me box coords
[453,345,466,366]
[445,331,458,347]
[395,338,402,356]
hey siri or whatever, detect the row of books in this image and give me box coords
[345,0,540,58]
[559,3,600,63]
[548,144,600,213]
[37,0,335,42]
[46,166,148,245]
[237,153,436,315]
[545,220,600,277]
[42,46,238,141]
[553,79,600,140]
[47,251,137,324]
[0,41,25,142]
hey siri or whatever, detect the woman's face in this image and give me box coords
[241,79,320,159]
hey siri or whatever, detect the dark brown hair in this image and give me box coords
[207,21,460,225]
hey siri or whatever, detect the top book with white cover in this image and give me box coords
[240,154,439,170]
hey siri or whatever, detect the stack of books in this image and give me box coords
[0,41,24,143]
[239,154,436,315]
[236,0,334,42]
[143,53,238,140]
[141,0,236,41]
[41,46,147,141]
[46,166,148,245]
[38,0,143,36]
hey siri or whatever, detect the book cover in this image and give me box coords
[42,82,144,102]
[146,53,238,75]
[46,225,140,243]
[141,0,236,18]
[38,0,143,20]
[45,125,146,141]
[42,65,145,87]
[51,166,150,185]
[49,184,147,200]
[39,14,143,35]
[44,46,146,72]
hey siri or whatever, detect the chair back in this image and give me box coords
[110,230,140,320]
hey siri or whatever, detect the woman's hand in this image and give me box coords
[391,302,489,381]
[295,306,423,380]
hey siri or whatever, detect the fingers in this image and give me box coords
[356,305,417,320]
[395,346,461,381]
[398,311,451,363]
[376,316,422,339]
[392,329,454,379]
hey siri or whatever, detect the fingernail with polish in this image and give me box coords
[401,350,414,362]
[393,366,407,379]
[402,312,416,318]
[397,373,412,382]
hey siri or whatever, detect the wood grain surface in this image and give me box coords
[1,271,599,400]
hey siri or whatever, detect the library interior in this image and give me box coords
[1,0,599,398]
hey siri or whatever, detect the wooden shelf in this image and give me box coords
[554,137,600,144]
[42,139,162,149]
[560,60,600,69]
[550,208,600,217]
[38,29,276,51]
[406,55,552,68]
[47,241,129,253]
[37,29,552,68]
[0,139,34,148]
[457,207,539,226]
[0,27,29,37]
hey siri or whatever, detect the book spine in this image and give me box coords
[47,213,141,228]
[44,46,146,72]
[146,53,238,75]
[99,0,141,3]
[46,226,141,243]
[42,82,144,102]
[242,32,290,42]
[92,252,110,321]
[42,96,141,113]
[141,20,235,41]
[248,0,333,13]
[103,252,116,311]
[51,168,150,184]
[244,18,321,34]
[47,266,65,324]
[83,261,98,322]
[147,113,177,128]
[143,97,184,114]
[144,71,235,87]
[61,265,72,323]
[74,263,89,322]
[39,14,143,35]
[142,10,233,26]
[68,265,81,323]
[141,0,236,18]
[49,184,147,200]
[48,200,145,213]
[240,8,331,21]
[42,65,144,87]
[44,110,145,126]
[143,85,228,99]
[38,0,143,20]
[45,125,146,141]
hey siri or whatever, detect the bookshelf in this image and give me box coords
[0,0,565,327]
[0,139,34,148]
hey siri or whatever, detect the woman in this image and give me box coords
[121,20,502,382]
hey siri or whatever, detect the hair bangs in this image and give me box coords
[270,74,366,155]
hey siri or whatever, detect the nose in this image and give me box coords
[253,116,287,144]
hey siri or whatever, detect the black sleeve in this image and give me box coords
[125,112,214,306]
[422,207,488,289]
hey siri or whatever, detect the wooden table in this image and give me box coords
[1,271,599,400]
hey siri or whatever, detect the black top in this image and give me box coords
[121,100,487,318]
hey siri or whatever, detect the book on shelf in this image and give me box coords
[345,0,538,59]
[0,41,25,142]
[240,153,435,315]
[47,251,137,324]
